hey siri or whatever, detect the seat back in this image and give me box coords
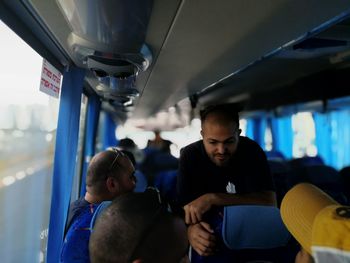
[90,201,112,230]
[265,150,286,161]
[153,169,178,202]
[268,160,291,207]
[288,155,324,169]
[222,205,290,250]
[222,205,293,263]
[340,166,350,203]
[288,165,347,204]
[140,149,178,185]
[134,170,148,192]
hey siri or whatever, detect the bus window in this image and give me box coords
[292,112,317,158]
[0,21,60,262]
[264,125,273,152]
[239,119,248,136]
[314,109,350,169]
[70,94,88,202]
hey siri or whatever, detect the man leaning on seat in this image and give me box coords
[177,103,277,262]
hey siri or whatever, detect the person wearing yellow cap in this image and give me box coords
[280,183,350,263]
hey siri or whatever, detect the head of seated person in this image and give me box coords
[147,130,173,153]
[89,190,189,263]
[281,183,350,263]
[61,148,137,263]
[118,138,145,164]
[85,148,136,203]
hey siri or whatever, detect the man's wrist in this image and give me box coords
[186,222,199,230]
[206,193,218,206]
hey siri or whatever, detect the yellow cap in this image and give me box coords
[280,183,338,254]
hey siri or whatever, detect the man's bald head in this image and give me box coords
[200,104,239,128]
[200,104,241,167]
[89,190,188,263]
[86,150,135,196]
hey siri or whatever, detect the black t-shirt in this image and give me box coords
[177,136,275,206]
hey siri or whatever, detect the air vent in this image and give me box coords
[57,0,153,108]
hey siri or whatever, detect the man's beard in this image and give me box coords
[210,153,231,167]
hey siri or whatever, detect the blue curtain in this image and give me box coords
[314,110,350,169]
[245,117,267,149]
[80,95,101,196]
[245,118,254,139]
[102,112,118,149]
[46,67,86,263]
[270,116,293,159]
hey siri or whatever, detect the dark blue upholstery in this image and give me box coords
[153,170,178,202]
[340,166,350,204]
[288,155,324,169]
[134,170,148,192]
[265,150,286,160]
[288,165,347,204]
[268,160,291,207]
[140,149,178,185]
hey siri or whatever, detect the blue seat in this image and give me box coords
[222,205,290,249]
[153,170,178,202]
[140,149,178,185]
[288,165,347,204]
[134,170,148,192]
[222,205,294,262]
[90,201,112,230]
[288,155,324,169]
[265,150,286,161]
[268,160,291,207]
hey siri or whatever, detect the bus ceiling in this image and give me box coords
[1,0,350,124]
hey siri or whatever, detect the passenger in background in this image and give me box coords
[177,104,276,262]
[60,148,136,263]
[119,148,148,193]
[147,129,172,152]
[141,130,178,185]
[89,189,189,263]
[117,138,148,192]
[281,183,350,263]
[118,138,145,166]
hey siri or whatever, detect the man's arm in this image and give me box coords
[184,191,276,255]
[184,191,276,224]
[211,190,277,206]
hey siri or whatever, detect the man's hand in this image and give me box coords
[188,222,217,256]
[184,194,214,224]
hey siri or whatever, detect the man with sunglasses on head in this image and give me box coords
[177,104,276,262]
[60,148,136,263]
[89,189,189,263]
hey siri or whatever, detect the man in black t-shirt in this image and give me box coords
[177,104,276,261]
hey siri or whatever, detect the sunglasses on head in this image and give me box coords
[108,147,125,173]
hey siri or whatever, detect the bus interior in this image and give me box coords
[0,0,350,262]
